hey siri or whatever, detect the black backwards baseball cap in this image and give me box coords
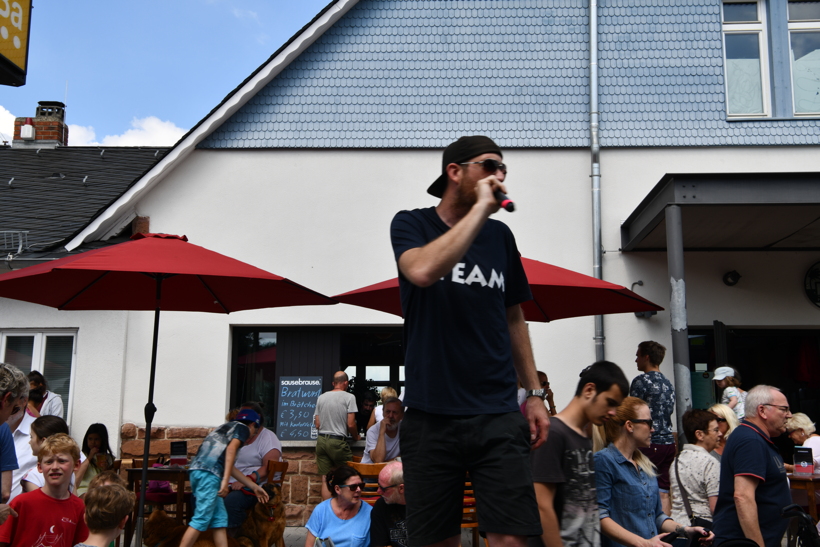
[427,135,503,198]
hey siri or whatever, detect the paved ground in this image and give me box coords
[283,526,480,547]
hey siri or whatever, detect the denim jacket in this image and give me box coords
[595,444,671,547]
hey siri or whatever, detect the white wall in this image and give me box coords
[0,298,128,452]
[4,145,819,431]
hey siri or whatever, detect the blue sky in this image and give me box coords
[0,0,331,146]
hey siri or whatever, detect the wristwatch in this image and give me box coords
[526,389,546,400]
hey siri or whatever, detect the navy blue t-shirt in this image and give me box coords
[712,421,791,547]
[390,207,532,415]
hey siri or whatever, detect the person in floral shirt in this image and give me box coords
[629,341,676,515]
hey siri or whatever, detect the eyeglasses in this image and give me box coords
[459,159,508,175]
[629,419,654,426]
[377,483,400,492]
[338,483,365,491]
[762,404,791,413]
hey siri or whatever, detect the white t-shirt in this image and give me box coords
[361,422,401,464]
[229,428,283,483]
[22,452,86,492]
[40,391,64,420]
[10,412,36,501]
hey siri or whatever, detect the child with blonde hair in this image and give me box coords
[0,433,88,547]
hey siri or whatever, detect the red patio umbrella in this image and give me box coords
[333,257,662,321]
[0,233,336,532]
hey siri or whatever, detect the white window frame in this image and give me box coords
[0,330,77,423]
[788,10,820,115]
[722,0,773,117]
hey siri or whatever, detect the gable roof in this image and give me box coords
[0,146,169,257]
[198,0,591,149]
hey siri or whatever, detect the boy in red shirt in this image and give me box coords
[0,433,88,547]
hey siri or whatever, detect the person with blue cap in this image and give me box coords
[178,408,269,547]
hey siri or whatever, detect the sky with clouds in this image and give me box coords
[0,0,331,146]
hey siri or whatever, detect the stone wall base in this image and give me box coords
[121,424,359,526]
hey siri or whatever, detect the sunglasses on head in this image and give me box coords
[459,158,507,175]
[338,483,365,491]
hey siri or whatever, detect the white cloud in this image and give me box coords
[0,105,16,144]
[68,116,187,147]
[232,8,260,24]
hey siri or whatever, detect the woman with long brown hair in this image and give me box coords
[594,397,713,547]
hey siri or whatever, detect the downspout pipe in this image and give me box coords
[590,0,605,361]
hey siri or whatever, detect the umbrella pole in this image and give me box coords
[136,276,163,543]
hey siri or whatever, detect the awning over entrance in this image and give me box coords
[619,170,820,443]
[620,172,820,252]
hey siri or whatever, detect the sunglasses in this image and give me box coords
[338,483,366,491]
[459,159,507,175]
[715,417,727,423]
[377,483,400,492]
[629,419,654,426]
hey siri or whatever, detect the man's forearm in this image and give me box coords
[371,429,388,463]
[398,202,494,287]
[736,498,764,546]
[508,305,539,388]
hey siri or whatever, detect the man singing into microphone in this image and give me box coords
[390,135,549,547]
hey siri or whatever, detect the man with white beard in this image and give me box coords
[363,397,404,463]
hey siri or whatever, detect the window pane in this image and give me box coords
[724,2,759,22]
[42,336,74,417]
[789,1,820,21]
[234,331,277,428]
[4,336,33,374]
[791,31,820,113]
[725,33,765,114]
[365,366,391,382]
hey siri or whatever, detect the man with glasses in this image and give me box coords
[390,136,547,547]
[713,385,792,547]
[370,461,407,547]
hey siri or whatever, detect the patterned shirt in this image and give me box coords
[720,387,746,420]
[190,421,250,478]
[630,371,675,445]
[670,444,720,525]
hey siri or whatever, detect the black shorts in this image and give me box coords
[639,442,676,491]
[400,409,541,546]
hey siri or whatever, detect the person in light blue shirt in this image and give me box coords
[594,397,712,547]
[305,466,372,547]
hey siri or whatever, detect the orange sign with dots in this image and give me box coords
[0,0,32,86]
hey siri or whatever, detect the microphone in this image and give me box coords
[493,189,515,212]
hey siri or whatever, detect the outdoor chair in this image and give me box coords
[266,460,289,488]
[346,461,387,505]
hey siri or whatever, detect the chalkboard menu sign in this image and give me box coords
[276,376,322,440]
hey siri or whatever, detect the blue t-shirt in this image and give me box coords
[390,207,532,415]
[190,422,250,478]
[0,424,18,472]
[629,372,675,445]
[306,498,372,547]
[712,421,791,547]
[594,444,670,547]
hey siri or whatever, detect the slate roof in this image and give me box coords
[0,146,169,254]
[198,0,820,150]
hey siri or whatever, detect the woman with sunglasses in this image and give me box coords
[707,404,739,461]
[305,466,372,547]
[594,397,713,547]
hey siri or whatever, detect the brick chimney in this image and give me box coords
[12,101,69,148]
